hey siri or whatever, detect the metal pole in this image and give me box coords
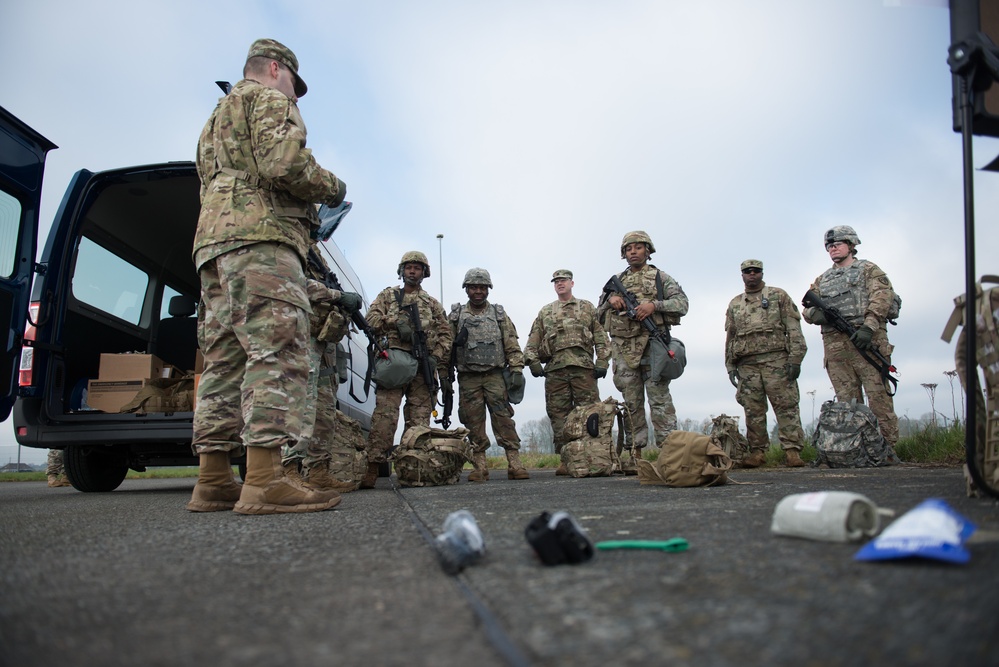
[436,234,444,303]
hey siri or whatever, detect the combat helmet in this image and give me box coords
[620,230,656,259]
[824,225,861,248]
[397,250,431,278]
[462,267,493,288]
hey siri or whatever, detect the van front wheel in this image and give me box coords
[63,446,128,492]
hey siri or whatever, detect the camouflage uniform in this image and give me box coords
[524,296,610,453]
[598,264,688,450]
[366,286,452,464]
[449,301,524,454]
[46,449,70,487]
[804,244,899,446]
[725,278,807,455]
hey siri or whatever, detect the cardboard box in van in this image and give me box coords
[86,379,149,413]
[99,353,164,381]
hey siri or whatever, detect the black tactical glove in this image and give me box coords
[784,363,801,381]
[508,370,525,393]
[728,370,740,389]
[850,325,874,351]
[529,362,545,378]
[397,318,415,341]
[338,292,363,313]
[809,308,828,325]
[593,366,608,379]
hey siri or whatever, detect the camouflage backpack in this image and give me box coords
[326,409,368,492]
[812,400,894,468]
[710,414,750,465]
[637,431,732,487]
[390,426,472,487]
[560,398,628,478]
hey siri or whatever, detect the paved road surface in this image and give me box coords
[1,464,997,666]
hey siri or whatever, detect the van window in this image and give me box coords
[160,285,182,320]
[71,237,149,325]
[0,190,20,278]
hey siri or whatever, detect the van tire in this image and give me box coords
[63,446,129,492]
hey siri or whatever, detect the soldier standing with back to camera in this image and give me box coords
[725,259,807,468]
[524,270,610,475]
[363,251,453,488]
[802,225,900,450]
[598,232,688,472]
[449,268,529,481]
[187,38,346,515]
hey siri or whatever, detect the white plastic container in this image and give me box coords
[771,491,881,543]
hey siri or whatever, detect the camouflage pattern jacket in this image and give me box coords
[367,286,452,364]
[523,298,610,373]
[448,302,524,374]
[804,259,894,334]
[597,264,688,369]
[724,284,806,372]
[193,78,345,268]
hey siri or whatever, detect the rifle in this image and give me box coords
[602,274,686,381]
[436,326,466,430]
[402,303,439,407]
[802,289,899,396]
[603,274,675,355]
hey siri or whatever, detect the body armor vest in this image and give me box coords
[453,304,506,372]
[605,267,667,339]
[730,287,788,359]
[818,260,870,327]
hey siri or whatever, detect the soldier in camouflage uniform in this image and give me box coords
[187,39,346,515]
[598,232,688,472]
[449,268,528,481]
[803,225,899,448]
[725,259,807,468]
[363,251,453,488]
[281,242,362,492]
[524,269,610,475]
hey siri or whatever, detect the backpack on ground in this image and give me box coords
[390,425,472,487]
[326,409,368,491]
[637,431,732,487]
[710,414,750,465]
[812,400,894,468]
[560,398,628,478]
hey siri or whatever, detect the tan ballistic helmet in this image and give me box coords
[462,267,493,288]
[398,251,431,278]
[620,230,656,258]
[247,38,308,97]
[824,225,861,248]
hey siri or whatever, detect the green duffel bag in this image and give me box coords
[649,336,686,382]
[371,348,418,390]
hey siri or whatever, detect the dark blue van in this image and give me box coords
[0,105,374,491]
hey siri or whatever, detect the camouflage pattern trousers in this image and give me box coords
[282,338,337,469]
[545,366,600,453]
[612,355,676,449]
[823,329,899,445]
[193,243,311,453]
[46,449,64,476]
[457,368,520,454]
[734,358,804,452]
[368,373,434,463]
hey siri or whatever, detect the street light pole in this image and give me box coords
[436,234,444,303]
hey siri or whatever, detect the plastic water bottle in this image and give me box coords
[435,510,485,574]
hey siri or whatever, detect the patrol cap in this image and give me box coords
[740,259,763,272]
[551,269,573,282]
[247,38,308,97]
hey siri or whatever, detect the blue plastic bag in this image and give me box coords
[854,498,976,564]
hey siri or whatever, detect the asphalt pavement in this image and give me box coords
[1,464,997,667]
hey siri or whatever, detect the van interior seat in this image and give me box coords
[156,295,198,372]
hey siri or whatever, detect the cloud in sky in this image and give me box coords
[2,1,997,461]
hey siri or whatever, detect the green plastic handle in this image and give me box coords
[595,539,689,552]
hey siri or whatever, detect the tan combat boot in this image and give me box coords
[741,450,767,468]
[306,461,360,493]
[506,450,530,480]
[468,451,490,481]
[360,461,381,489]
[47,474,71,488]
[233,447,341,515]
[186,450,242,512]
[785,449,805,468]
[555,463,569,476]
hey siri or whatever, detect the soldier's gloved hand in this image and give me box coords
[728,370,740,388]
[850,325,874,351]
[509,370,525,393]
[338,292,363,314]
[529,362,545,378]
[784,363,801,381]
[397,318,414,341]
[593,366,608,379]
[809,309,828,325]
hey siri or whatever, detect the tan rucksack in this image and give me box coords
[560,398,628,478]
[710,414,750,465]
[390,426,472,487]
[637,431,733,487]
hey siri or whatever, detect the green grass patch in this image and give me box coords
[894,423,966,464]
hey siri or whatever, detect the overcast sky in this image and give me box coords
[3,0,997,465]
